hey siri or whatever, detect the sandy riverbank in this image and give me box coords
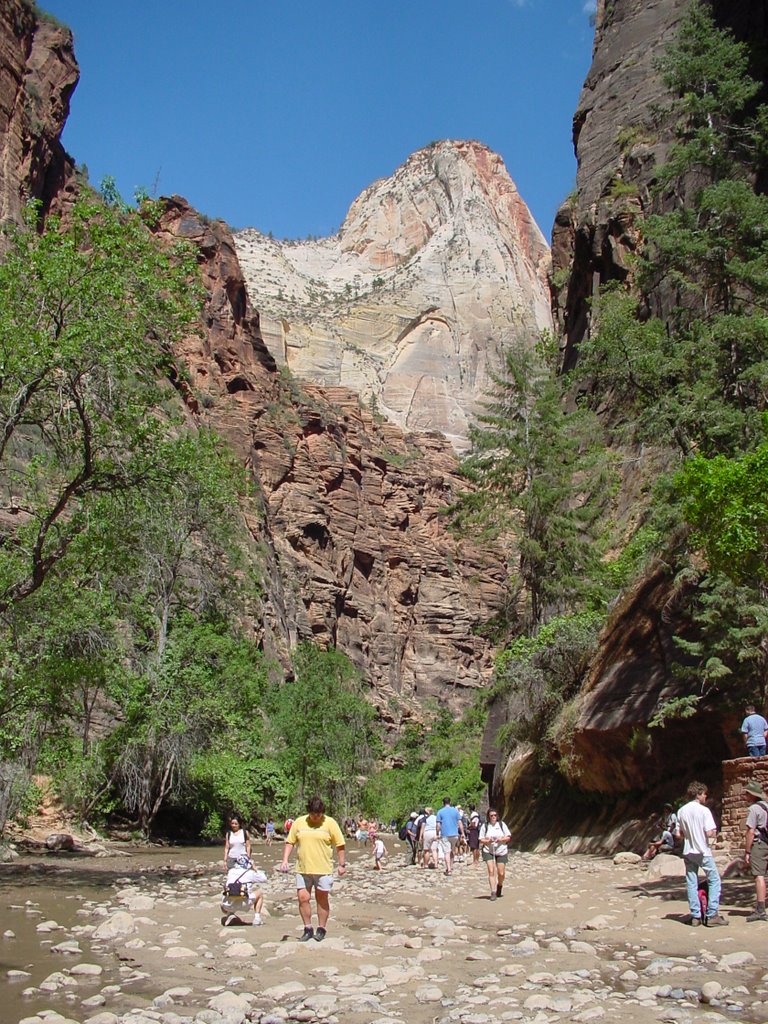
[2,839,766,1024]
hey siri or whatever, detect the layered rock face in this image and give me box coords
[235,141,552,451]
[0,0,78,225]
[158,199,507,720]
[552,0,768,369]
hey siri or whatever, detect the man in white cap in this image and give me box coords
[744,780,768,922]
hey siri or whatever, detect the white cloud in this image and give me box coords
[582,0,597,13]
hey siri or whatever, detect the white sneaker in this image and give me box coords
[252,913,262,926]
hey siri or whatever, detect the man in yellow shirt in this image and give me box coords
[279,795,347,941]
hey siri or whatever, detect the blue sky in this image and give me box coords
[44,1,597,242]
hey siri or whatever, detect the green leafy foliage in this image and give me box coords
[0,194,202,612]
[677,431,768,582]
[491,613,602,759]
[267,644,380,817]
[455,338,611,629]
[189,753,293,839]
[361,709,485,822]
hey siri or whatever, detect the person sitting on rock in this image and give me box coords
[642,804,679,860]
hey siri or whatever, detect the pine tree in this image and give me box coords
[457,338,608,630]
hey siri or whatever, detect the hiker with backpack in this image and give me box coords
[221,854,267,926]
[479,808,511,900]
[744,780,768,922]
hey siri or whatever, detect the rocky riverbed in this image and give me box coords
[2,841,766,1024]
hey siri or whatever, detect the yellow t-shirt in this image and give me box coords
[287,814,345,875]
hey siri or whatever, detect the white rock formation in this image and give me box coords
[235,140,551,451]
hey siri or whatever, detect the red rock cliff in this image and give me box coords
[0,0,78,224]
[156,199,506,722]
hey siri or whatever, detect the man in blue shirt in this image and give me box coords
[741,705,768,758]
[436,797,464,876]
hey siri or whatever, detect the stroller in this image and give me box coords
[220,855,267,926]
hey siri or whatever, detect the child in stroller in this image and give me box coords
[221,855,267,926]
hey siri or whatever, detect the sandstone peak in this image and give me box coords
[235,140,552,451]
[340,139,549,273]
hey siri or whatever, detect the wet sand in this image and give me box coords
[1,838,766,1024]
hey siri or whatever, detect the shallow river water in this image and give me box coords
[0,845,216,1022]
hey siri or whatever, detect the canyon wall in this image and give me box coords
[488,0,768,844]
[158,197,507,721]
[235,141,551,451]
[552,0,768,370]
[0,1,77,226]
[0,1,506,727]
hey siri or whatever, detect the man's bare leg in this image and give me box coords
[316,890,330,929]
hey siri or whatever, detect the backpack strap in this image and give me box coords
[754,801,768,842]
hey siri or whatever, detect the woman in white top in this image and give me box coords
[421,808,438,869]
[224,815,251,869]
[480,808,511,900]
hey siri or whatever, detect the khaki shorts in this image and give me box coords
[750,842,768,877]
[295,872,333,892]
[482,850,508,864]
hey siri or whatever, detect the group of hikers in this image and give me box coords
[218,703,768,938]
[397,799,511,900]
[640,704,768,926]
[219,795,516,939]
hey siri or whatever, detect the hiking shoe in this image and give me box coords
[496,885,503,898]
[298,927,314,941]
[690,916,702,927]
[252,913,262,926]
[706,914,729,927]
[747,909,768,922]
[314,927,327,942]
[490,892,497,901]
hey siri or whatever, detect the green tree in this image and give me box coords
[678,434,768,582]
[269,644,379,815]
[189,753,293,839]
[655,0,765,188]
[0,193,201,612]
[109,612,268,836]
[0,187,264,836]
[457,339,609,629]
[361,710,485,823]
